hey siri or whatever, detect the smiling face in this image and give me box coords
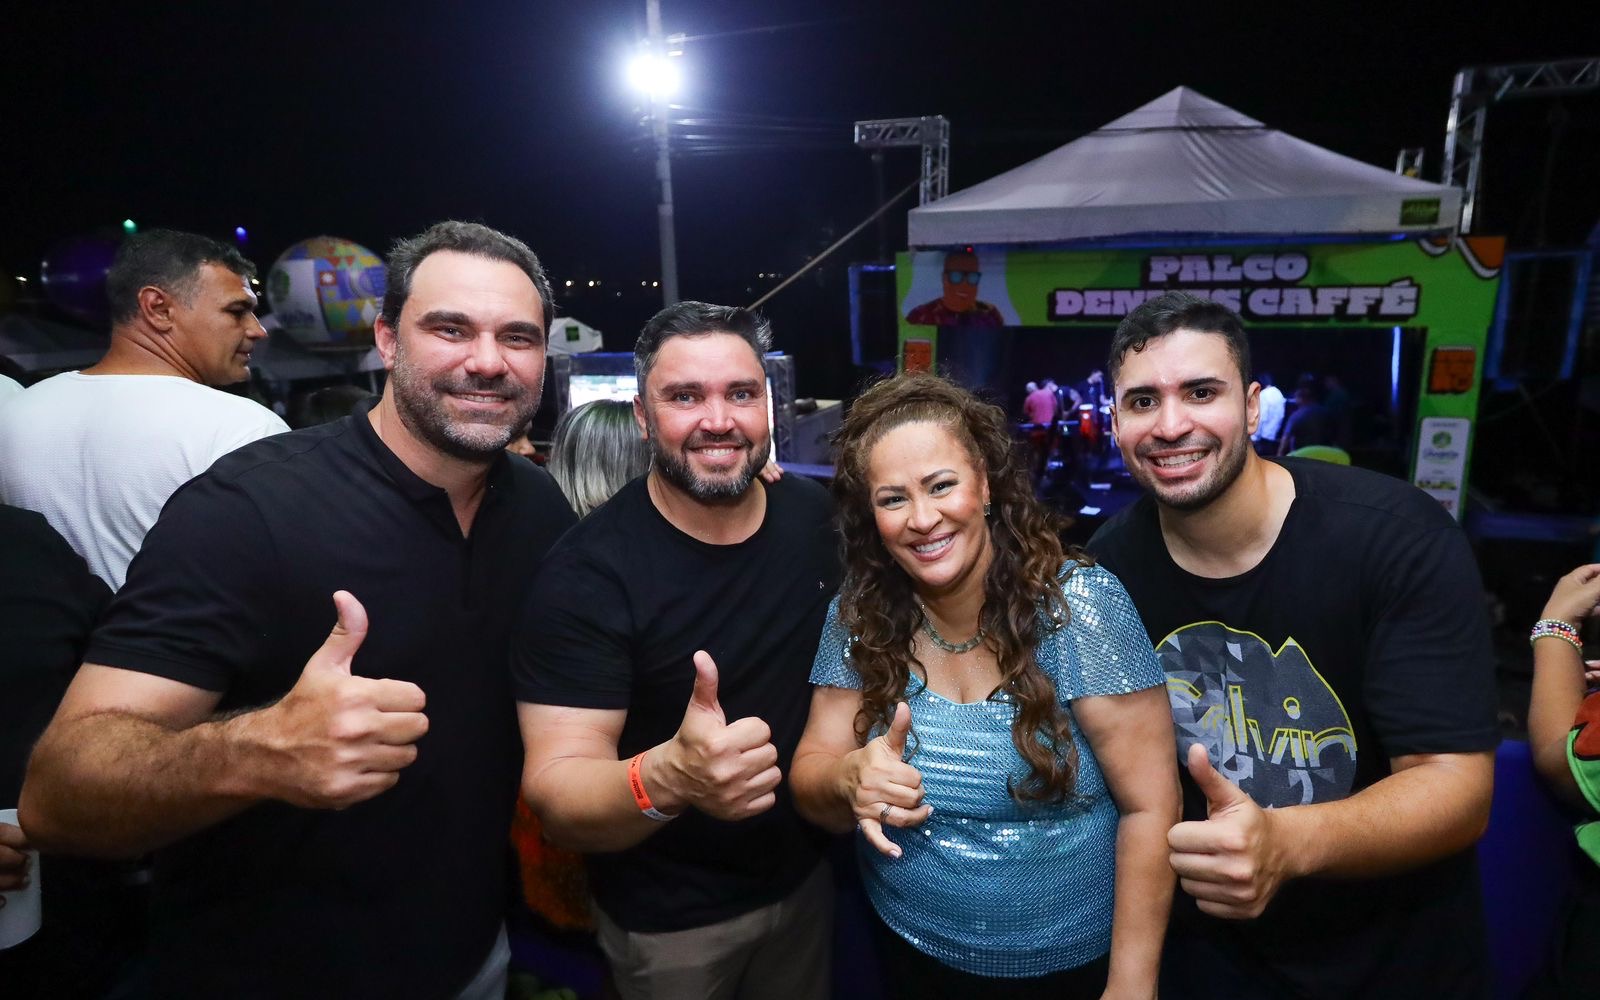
[1111,328,1259,512]
[169,262,267,386]
[635,331,771,504]
[375,250,547,461]
[866,419,992,598]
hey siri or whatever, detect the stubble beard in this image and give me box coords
[389,339,541,461]
[645,409,769,505]
[1133,431,1250,513]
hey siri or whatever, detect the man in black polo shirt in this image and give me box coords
[515,302,840,1000]
[19,221,576,999]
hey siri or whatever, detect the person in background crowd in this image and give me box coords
[515,301,840,1000]
[1321,373,1351,446]
[1525,564,1600,998]
[1022,379,1059,427]
[0,229,287,590]
[1276,373,1332,455]
[1090,291,1498,1000]
[546,399,651,516]
[1250,371,1284,455]
[18,221,576,999]
[0,505,120,998]
[791,372,1178,999]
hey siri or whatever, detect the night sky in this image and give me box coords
[4,1,1596,394]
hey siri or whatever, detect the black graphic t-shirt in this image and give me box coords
[1089,458,1498,1000]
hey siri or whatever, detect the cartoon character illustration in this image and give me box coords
[906,251,1005,328]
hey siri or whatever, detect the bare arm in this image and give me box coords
[20,592,427,859]
[517,702,665,853]
[1170,744,1493,919]
[519,651,781,853]
[790,686,930,857]
[1074,686,1180,1000]
[1527,565,1600,806]
[22,666,252,856]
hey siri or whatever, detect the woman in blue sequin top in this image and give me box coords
[792,372,1179,999]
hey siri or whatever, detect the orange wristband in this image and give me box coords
[628,752,677,822]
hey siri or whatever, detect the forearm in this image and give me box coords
[1104,807,1174,997]
[1269,752,1493,879]
[1528,638,1587,805]
[788,748,858,834]
[523,749,677,853]
[20,710,262,858]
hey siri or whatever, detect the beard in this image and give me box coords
[1130,430,1250,512]
[389,340,541,461]
[645,412,769,504]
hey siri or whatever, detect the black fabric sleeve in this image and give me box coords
[1362,522,1500,758]
[84,474,281,693]
[510,545,637,709]
[0,506,112,803]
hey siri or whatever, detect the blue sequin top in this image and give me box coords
[810,562,1162,978]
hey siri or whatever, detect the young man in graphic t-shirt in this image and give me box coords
[1087,292,1498,1000]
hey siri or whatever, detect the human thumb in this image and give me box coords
[688,650,721,714]
[883,702,911,757]
[311,590,368,674]
[1186,742,1244,816]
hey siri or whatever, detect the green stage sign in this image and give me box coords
[896,237,1505,518]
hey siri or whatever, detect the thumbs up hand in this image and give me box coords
[249,592,429,810]
[652,651,782,821]
[1167,742,1288,919]
[846,703,931,859]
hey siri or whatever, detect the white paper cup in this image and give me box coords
[0,807,41,949]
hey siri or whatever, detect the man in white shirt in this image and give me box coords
[1251,371,1285,454]
[0,230,287,589]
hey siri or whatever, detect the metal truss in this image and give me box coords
[853,116,950,205]
[1443,57,1600,232]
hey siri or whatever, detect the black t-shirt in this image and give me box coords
[1088,458,1498,1000]
[513,474,840,933]
[0,505,109,805]
[86,402,577,999]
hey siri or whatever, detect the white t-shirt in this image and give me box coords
[0,372,288,590]
[0,373,23,405]
[1254,383,1286,442]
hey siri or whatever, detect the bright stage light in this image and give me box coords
[626,52,681,98]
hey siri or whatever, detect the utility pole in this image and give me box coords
[645,0,679,305]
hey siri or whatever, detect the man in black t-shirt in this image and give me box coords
[1087,292,1497,1000]
[515,302,841,1000]
[19,222,577,999]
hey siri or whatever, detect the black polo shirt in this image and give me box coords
[87,400,576,1000]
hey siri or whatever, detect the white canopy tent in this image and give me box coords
[908,87,1460,248]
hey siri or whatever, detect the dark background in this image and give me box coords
[3,2,1596,409]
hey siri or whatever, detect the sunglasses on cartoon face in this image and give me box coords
[944,270,981,285]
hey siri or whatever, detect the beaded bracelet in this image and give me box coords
[1530,618,1583,654]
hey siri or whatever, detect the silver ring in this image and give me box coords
[880,804,892,825]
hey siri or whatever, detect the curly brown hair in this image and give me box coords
[831,371,1090,803]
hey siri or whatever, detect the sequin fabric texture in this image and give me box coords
[810,562,1163,978]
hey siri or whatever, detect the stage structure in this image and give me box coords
[894,87,1504,519]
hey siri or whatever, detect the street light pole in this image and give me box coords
[645,0,679,306]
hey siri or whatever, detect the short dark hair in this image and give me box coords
[106,230,256,326]
[1107,291,1251,389]
[634,301,772,388]
[381,221,554,338]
